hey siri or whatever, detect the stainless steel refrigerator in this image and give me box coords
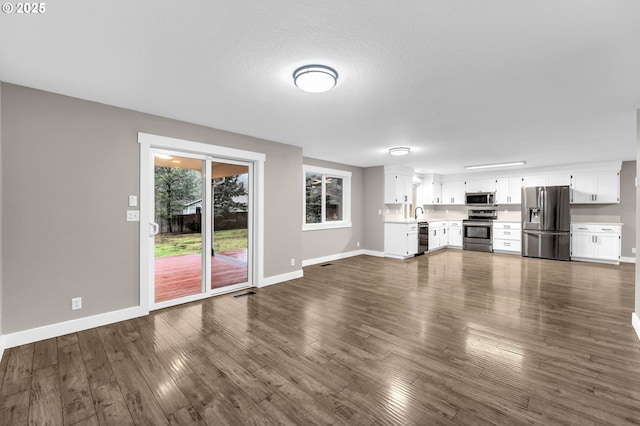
[522,185,571,260]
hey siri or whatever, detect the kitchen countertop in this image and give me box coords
[571,221,623,226]
[384,219,418,224]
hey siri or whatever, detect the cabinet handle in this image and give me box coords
[504,231,511,235]
[504,242,511,246]
[504,225,511,229]
[595,194,597,202]
[602,228,613,231]
[578,227,588,230]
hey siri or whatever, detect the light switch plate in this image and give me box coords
[126,210,140,221]
[128,195,138,207]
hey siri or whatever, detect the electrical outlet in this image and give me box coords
[290,258,295,266]
[71,297,82,310]
[126,210,140,221]
[357,241,360,247]
[633,248,636,254]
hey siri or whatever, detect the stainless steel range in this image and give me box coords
[463,209,497,252]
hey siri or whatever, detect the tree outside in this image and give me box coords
[213,174,248,230]
[155,166,202,233]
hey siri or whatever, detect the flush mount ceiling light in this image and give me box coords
[465,161,526,170]
[389,147,411,156]
[293,64,338,93]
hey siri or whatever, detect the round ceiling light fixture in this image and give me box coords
[389,147,411,156]
[293,64,338,93]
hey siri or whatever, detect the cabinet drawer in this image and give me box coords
[571,224,596,233]
[595,225,620,234]
[448,221,462,227]
[494,239,521,252]
[430,221,447,228]
[407,224,418,232]
[494,229,520,240]
[493,222,521,230]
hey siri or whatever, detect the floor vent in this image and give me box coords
[321,263,333,267]
[233,291,256,298]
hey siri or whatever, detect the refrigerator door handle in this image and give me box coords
[523,230,569,236]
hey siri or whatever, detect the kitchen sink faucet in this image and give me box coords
[415,206,424,220]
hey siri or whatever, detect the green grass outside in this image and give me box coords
[155,229,248,257]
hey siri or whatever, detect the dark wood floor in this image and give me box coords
[1,250,639,425]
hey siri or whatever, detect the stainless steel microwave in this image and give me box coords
[465,192,496,206]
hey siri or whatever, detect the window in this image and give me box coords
[303,165,351,230]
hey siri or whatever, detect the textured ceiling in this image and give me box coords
[1,1,639,174]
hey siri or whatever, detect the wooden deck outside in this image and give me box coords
[154,249,248,302]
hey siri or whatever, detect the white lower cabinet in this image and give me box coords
[493,221,521,254]
[447,221,463,248]
[427,221,462,251]
[570,224,621,264]
[428,221,448,251]
[384,222,418,259]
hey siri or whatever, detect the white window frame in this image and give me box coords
[303,165,352,231]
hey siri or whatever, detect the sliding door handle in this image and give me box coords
[150,222,160,237]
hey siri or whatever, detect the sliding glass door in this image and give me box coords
[149,149,252,309]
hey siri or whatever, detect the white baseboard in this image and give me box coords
[362,250,385,257]
[0,335,5,362]
[633,313,640,342]
[302,249,367,267]
[259,270,303,288]
[3,306,148,349]
[621,256,636,264]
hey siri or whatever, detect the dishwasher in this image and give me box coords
[417,222,429,255]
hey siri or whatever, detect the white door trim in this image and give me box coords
[138,132,265,311]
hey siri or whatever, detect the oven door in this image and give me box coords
[463,220,493,252]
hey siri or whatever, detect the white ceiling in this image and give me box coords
[2,1,639,175]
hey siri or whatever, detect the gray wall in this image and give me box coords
[0,82,3,338]
[571,160,636,258]
[636,110,639,319]
[1,83,303,333]
[362,166,385,252]
[301,157,363,261]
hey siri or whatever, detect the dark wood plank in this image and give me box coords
[29,365,63,426]
[70,415,100,426]
[0,343,34,397]
[95,325,129,363]
[58,343,96,425]
[124,338,189,416]
[56,333,78,348]
[167,406,206,426]
[77,329,104,362]
[92,381,135,426]
[110,357,170,425]
[32,339,58,370]
[0,390,30,425]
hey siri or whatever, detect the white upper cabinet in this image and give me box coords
[523,174,570,188]
[384,166,414,204]
[441,180,466,205]
[495,177,523,204]
[413,161,620,206]
[421,173,443,205]
[570,171,620,204]
[465,178,496,193]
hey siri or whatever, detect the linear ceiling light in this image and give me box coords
[293,65,338,93]
[464,161,526,170]
[389,147,411,156]
[154,153,173,160]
